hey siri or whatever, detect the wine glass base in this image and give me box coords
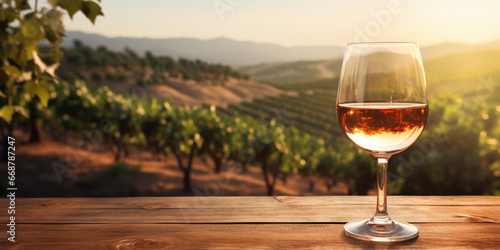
[344,219,419,242]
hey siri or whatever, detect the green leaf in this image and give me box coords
[24,80,37,97]
[0,105,14,123]
[2,65,21,77]
[42,9,65,44]
[5,78,14,89]
[37,79,51,107]
[23,80,50,106]
[5,43,21,66]
[36,86,50,107]
[40,53,62,66]
[58,0,83,19]
[24,42,37,60]
[15,0,31,10]
[21,17,44,42]
[82,1,104,24]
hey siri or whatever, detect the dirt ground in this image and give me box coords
[0,130,350,198]
[103,76,284,107]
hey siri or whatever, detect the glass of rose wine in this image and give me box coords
[336,43,428,242]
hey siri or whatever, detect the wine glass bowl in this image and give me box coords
[336,43,428,242]
[337,102,428,156]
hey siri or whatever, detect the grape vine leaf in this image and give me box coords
[2,66,21,78]
[24,79,50,107]
[57,0,83,19]
[24,80,37,96]
[15,0,31,11]
[21,17,44,42]
[82,1,104,24]
[42,8,65,44]
[0,106,14,123]
[36,80,50,107]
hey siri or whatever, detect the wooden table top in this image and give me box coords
[1,196,499,249]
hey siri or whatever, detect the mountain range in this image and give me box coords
[62,31,500,66]
[62,31,343,66]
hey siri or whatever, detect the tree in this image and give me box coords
[286,128,324,191]
[317,146,342,192]
[51,80,145,162]
[106,96,145,161]
[0,0,103,143]
[140,98,172,160]
[330,141,375,195]
[252,120,288,196]
[395,91,496,195]
[349,148,375,195]
[226,115,257,172]
[196,106,232,173]
[164,106,204,192]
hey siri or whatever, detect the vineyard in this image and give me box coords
[3,75,500,196]
[1,0,499,198]
[218,77,500,195]
[219,90,342,141]
[29,80,353,195]
[217,78,343,141]
[2,63,500,196]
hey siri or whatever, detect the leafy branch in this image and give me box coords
[0,0,103,129]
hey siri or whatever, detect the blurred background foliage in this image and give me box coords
[1,0,499,197]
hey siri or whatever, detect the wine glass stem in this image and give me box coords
[375,157,390,219]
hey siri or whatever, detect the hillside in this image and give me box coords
[57,42,282,106]
[240,50,500,85]
[420,40,500,59]
[238,59,342,83]
[105,77,283,107]
[424,50,500,83]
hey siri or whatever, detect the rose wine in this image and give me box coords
[337,103,428,154]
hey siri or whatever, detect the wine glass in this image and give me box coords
[336,43,428,242]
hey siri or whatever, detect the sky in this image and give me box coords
[51,0,500,47]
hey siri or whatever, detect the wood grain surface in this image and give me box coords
[1,196,499,249]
